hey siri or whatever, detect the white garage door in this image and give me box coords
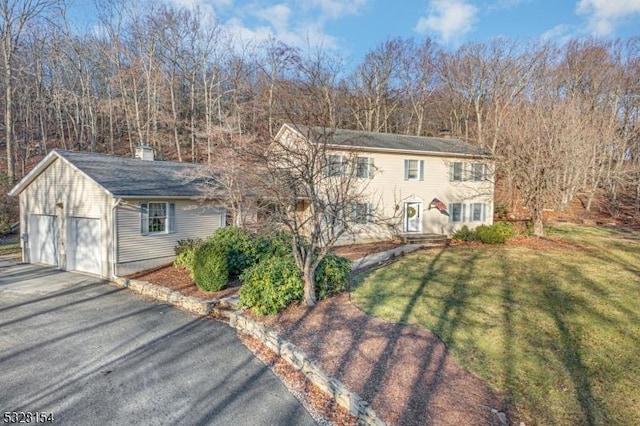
[29,215,58,266]
[71,218,102,276]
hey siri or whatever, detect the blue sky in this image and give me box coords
[84,0,640,64]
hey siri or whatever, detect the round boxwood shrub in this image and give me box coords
[315,253,351,299]
[192,241,229,292]
[238,254,303,316]
[475,221,515,244]
[208,226,258,278]
[453,225,477,242]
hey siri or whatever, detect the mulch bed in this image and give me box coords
[254,294,505,426]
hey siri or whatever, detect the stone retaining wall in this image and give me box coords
[229,311,386,426]
[113,277,219,316]
[113,277,386,425]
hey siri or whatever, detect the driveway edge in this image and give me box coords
[112,276,386,426]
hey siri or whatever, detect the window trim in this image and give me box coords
[404,159,424,181]
[470,163,488,182]
[470,202,486,222]
[350,202,373,225]
[325,154,345,177]
[450,162,464,182]
[141,202,176,235]
[356,156,375,179]
[449,202,465,223]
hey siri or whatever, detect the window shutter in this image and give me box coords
[140,203,149,235]
[368,158,375,179]
[462,204,467,222]
[169,203,176,232]
[419,160,424,181]
[449,163,454,181]
[404,160,409,180]
[368,202,374,223]
[482,203,487,222]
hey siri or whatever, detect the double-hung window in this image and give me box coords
[356,157,375,179]
[404,159,424,181]
[351,203,373,224]
[449,202,487,223]
[325,154,346,177]
[470,203,486,221]
[450,162,464,181]
[141,202,176,235]
[470,163,488,181]
[450,203,465,223]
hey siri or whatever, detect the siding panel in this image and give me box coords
[117,200,223,263]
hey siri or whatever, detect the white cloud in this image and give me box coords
[576,0,640,35]
[307,0,369,19]
[255,3,292,33]
[540,24,574,44]
[415,0,478,44]
[214,0,365,54]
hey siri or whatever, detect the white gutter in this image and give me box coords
[111,197,123,280]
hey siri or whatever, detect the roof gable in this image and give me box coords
[9,150,208,198]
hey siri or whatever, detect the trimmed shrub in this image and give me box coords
[174,238,204,256]
[173,238,204,278]
[475,221,515,244]
[453,225,477,242]
[315,254,351,299]
[192,242,229,292]
[208,227,257,278]
[174,249,197,277]
[239,255,304,316]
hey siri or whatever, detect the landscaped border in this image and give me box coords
[112,277,386,426]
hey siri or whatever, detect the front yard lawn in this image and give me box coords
[351,224,640,425]
[0,234,20,256]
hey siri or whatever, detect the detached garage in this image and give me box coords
[9,148,226,278]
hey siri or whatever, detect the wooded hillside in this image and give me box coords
[1,0,639,230]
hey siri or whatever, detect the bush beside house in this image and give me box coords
[175,227,351,314]
[453,221,516,244]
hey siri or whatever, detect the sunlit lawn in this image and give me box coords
[0,238,19,256]
[351,224,640,425]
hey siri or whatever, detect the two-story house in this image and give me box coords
[275,123,494,244]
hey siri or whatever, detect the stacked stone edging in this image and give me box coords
[229,311,386,426]
[113,277,219,316]
[113,277,386,425]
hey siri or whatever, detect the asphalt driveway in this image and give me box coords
[0,260,315,425]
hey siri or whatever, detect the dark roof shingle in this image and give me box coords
[56,150,206,198]
[290,125,491,157]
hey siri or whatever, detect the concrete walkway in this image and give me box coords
[351,244,423,271]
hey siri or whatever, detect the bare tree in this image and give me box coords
[259,124,371,306]
[1,0,59,178]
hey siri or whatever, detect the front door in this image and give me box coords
[405,202,422,232]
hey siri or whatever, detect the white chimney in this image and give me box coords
[135,145,154,161]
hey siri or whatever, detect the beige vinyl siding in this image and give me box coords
[117,200,224,263]
[19,157,112,276]
[330,149,494,240]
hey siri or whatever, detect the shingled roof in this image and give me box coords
[283,124,491,157]
[9,150,209,198]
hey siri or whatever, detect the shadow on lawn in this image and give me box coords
[276,248,503,425]
[501,252,617,425]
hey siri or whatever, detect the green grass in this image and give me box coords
[0,237,20,256]
[351,224,640,425]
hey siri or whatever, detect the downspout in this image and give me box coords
[111,198,123,280]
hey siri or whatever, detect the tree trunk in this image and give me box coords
[533,209,544,237]
[303,267,316,307]
[4,63,14,179]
